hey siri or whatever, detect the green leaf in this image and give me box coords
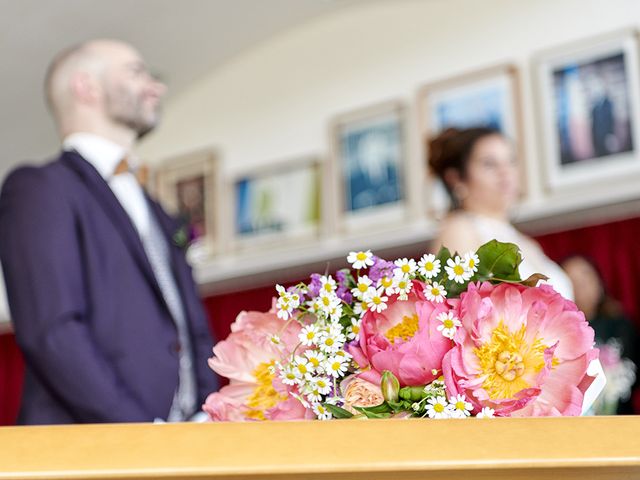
[353,407,392,419]
[475,240,522,282]
[520,273,549,287]
[354,402,392,414]
[324,404,354,419]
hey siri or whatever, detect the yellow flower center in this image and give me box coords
[381,277,393,288]
[296,363,308,375]
[372,296,382,305]
[331,361,341,371]
[401,264,410,273]
[398,280,408,289]
[474,322,549,401]
[443,319,454,329]
[352,324,360,334]
[434,403,445,413]
[453,265,465,276]
[385,314,419,344]
[356,252,367,261]
[308,356,320,368]
[317,379,327,388]
[306,331,315,340]
[322,297,331,306]
[246,361,287,420]
[358,283,369,293]
[455,401,466,410]
[323,284,332,292]
[325,337,334,346]
[469,259,475,269]
[425,262,434,271]
[431,287,441,296]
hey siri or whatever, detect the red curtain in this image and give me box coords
[2,215,639,425]
[0,333,24,425]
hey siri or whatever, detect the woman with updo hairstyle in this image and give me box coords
[427,127,574,300]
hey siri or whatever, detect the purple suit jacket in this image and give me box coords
[0,150,218,424]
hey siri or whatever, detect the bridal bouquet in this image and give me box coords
[203,240,600,421]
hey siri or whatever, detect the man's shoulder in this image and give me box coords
[1,153,76,201]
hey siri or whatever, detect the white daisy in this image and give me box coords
[351,275,373,300]
[393,274,413,300]
[463,251,480,273]
[418,254,441,279]
[318,329,346,354]
[269,334,282,346]
[304,350,325,372]
[476,406,495,418]
[363,287,388,313]
[393,258,417,278]
[320,275,337,294]
[347,250,374,270]
[347,318,362,340]
[445,256,472,284]
[276,297,293,320]
[426,396,452,419]
[304,386,323,403]
[324,355,349,378]
[378,275,396,296]
[353,300,369,317]
[313,403,332,420]
[310,375,333,395]
[279,364,298,386]
[436,311,461,340]
[449,394,473,418]
[293,355,315,378]
[299,324,320,346]
[424,282,447,303]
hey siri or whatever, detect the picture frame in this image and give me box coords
[329,100,410,232]
[417,65,525,216]
[154,149,220,264]
[534,29,640,190]
[229,156,323,251]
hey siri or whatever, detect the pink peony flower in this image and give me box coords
[348,281,453,387]
[442,282,598,417]
[203,310,313,421]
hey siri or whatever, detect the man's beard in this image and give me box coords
[105,88,161,139]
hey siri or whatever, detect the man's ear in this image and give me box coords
[70,71,100,105]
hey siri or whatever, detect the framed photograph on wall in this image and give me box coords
[155,149,220,263]
[230,156,322,250]
[329,100,409,232]
[417,65,524,214]
[535,29,640,190]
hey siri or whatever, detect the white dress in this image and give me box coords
[464,213,574,300]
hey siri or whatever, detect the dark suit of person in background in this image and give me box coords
[0,39,218,424]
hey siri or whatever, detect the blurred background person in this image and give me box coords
[427,127,574,299]
[562,254,638,413]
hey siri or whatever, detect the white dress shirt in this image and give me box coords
[62,133,151,237]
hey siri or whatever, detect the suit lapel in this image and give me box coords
[60,151,170,313]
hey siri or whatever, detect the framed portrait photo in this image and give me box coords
[330,100,409,232]
[417,65,524,214]
[535,29,640,190]
[230,156,322,250]
[154,149,220,263]
[418,64,523,143]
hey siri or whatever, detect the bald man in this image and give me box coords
[0,40,218,424]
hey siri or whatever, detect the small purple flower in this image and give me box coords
[308,273,322,297]
[368,256,395,284]
[336,287,353,304]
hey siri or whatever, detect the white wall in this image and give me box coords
[140,0,639,188]
[136,0,640,291]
